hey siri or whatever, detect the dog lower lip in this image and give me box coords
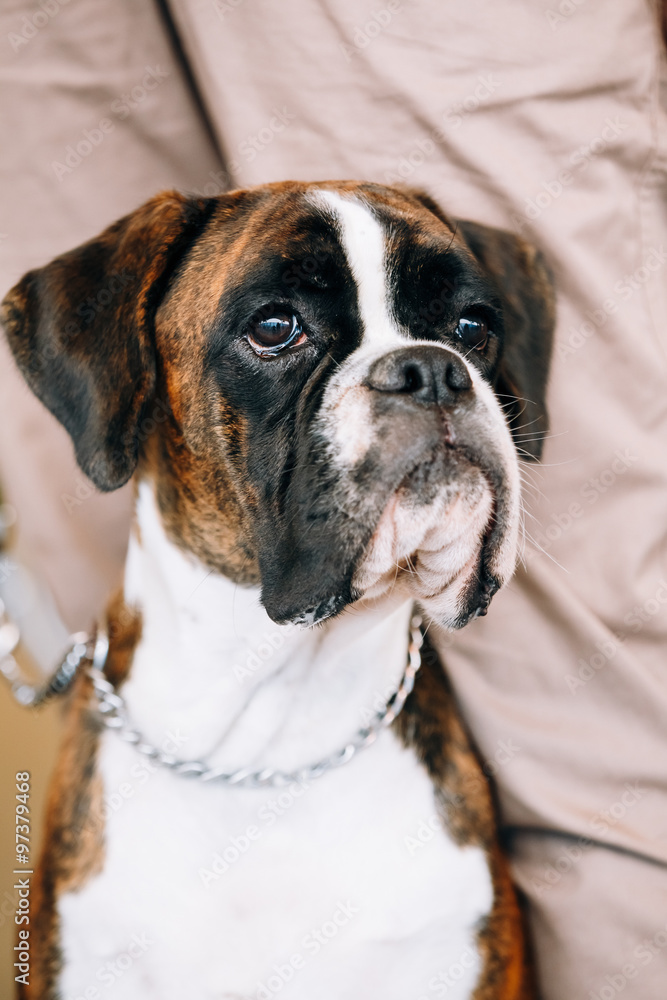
[270,590,351,628]
[477,574,499,614]
[454,574,498,627]
[474,477,501,618]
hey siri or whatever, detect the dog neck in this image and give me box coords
[119,480,415,773]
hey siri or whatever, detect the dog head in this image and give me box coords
[1,182,554,629]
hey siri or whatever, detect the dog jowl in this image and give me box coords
[2,181,554,632]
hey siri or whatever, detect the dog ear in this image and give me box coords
[1,191,214,490]
[407,190,556,460]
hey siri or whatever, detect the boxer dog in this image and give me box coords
[2,181,554,1000]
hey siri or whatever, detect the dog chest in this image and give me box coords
[57,725,493,1000]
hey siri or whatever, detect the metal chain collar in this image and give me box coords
[2,594,424,790]
[0,595,93,706]
[88,614,424,789]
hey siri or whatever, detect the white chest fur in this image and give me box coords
[57,484,493,1000]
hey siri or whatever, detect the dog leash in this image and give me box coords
[1,594,424,789]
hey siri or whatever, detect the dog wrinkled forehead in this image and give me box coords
[205,182,495,340]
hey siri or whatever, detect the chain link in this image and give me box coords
[0,595,92,706]
[88,614,424,790]
[1,588,424,790]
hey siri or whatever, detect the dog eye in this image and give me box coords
[456,314,489,351]
[247,313,307,356]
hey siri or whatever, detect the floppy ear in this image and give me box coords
[455,218,555,459]
[406,190,556,460]
[1,191,214,490]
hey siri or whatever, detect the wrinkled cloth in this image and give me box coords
[1,1,666,996]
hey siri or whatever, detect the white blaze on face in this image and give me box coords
[316,190,407,351]
[311,189,522,626]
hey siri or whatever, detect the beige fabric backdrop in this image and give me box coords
[0,0,222,629]
[1,1,666,997]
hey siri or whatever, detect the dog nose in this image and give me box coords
[365,346,472,406]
